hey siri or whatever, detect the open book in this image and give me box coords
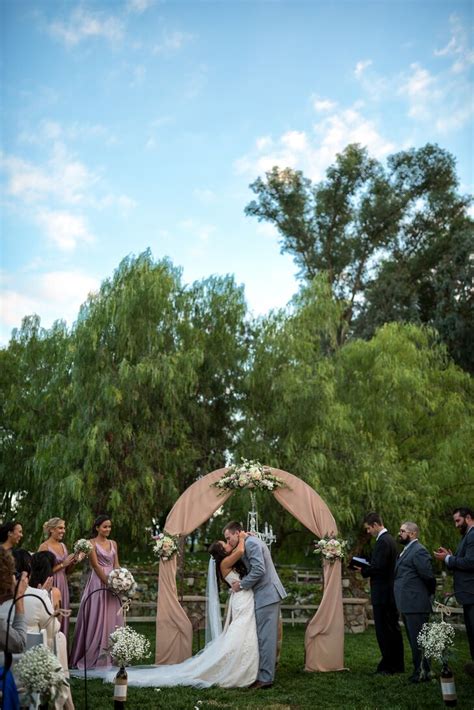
[348,556,370,569]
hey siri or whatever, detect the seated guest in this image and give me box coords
[0,522,23,552]
[0,548,28,654]
[25,552,74,709]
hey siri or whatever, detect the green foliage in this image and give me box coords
[245,142,473,369]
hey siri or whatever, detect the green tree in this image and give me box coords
[245,143,473,368]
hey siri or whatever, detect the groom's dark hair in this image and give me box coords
[222,520,242,535]
[363,512,383,526]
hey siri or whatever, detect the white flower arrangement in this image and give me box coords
[16,645,69,705]
[107,567,138,600]
[73,538,93,555]
[108,625,151,667]
[418,620,455,664]
[152,532,179,561]
[314,535,347,563]
[212,459,285,493]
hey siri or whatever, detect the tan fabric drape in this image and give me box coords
[155,467,344,672]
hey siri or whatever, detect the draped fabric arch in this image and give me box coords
[155,467,345,672]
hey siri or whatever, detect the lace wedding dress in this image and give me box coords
[85,571,259,689]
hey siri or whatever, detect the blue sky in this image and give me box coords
[1,0,473,344]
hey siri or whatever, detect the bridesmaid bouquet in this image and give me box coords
[109,626,151,667]
[314,535,348,563]
[73,538,93,555]
[107,568,138,600]
[16,645,69,706]
[212,459,285,493]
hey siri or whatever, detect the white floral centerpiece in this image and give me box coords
[314,535,347,563]
[16,645,69,707]
[418,620,455,664]
[107,567,138,600]
[73,538,93,555]
[109,625,151,668]
[152,532,179,561]
[212,459,285,493]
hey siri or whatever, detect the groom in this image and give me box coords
[224,521,287,689]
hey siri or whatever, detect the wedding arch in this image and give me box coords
[155,467,345,672]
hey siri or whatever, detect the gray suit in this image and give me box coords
[241,536,286,683]
[394,540,435,679]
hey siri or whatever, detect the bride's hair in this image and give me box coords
[208,541,247,589]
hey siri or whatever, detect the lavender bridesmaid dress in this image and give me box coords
[70,541,123,669]
[48,542,70,637]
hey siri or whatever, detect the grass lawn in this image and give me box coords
[69,624,473,709]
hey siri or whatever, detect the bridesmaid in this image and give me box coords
[38,517,84,638]
[70,515,123,670]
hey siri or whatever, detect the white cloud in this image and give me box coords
[48,7,124,46]
[0,270,99,342]
[256,223,279,240]
[127,0,155,13]
[152,30,194,55]
[354,59,372,79]
[434,14,474,74]
[180,219,216,243]
[235,104,395,181]
[256,136,273,151]
[36,209,94,251]
[312,96,337,112]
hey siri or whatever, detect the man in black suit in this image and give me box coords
[394,521,436,683]
[357,512,404,675]
[434,506,474,678]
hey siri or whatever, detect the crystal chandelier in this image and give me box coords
[246,492,277,547]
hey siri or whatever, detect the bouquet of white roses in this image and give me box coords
[314,535,347,563]
[152,532,179,561]
[418,620,455,664]
[16,645,69,705]
[107,568,138,600]
[212,459,285,493]
[73,538,93,555]
[109,625,151,667]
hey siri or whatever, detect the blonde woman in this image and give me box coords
[38,517,84,638]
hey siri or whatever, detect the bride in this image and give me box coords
[90,531,258,689]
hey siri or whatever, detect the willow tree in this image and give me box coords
[237,277,473,551]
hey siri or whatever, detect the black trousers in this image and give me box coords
[402,612,431,677]
[463,603,474,660]
[372,602,405,673]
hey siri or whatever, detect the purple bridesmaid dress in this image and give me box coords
[70,541,123,669]
[48,542,70,638]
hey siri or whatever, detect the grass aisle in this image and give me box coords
[69,625,473,709]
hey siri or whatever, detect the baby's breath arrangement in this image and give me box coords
[109,625,151,667]
[212,459,285,493]
[418,620,455,664]
[16,645,69,705]
[73,538,93,555]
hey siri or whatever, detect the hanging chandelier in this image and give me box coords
[246,491,277,547]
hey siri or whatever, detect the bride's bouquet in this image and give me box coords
[314,535,347,563]
[73,538,93,555]
[107,568,138,600]
[108,626,151,667]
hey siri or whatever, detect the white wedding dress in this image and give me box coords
[82,571,259,689]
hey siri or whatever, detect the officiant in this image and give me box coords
[354,512,404,676]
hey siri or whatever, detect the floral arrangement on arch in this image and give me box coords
[314,534,348,563]
[212,459,285,493]
[73,538,93,555]
[107,567,138,600]
[16,645,69,707]
[418,620,455,665]
[108,625,151,668]
[152,532,180,561]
